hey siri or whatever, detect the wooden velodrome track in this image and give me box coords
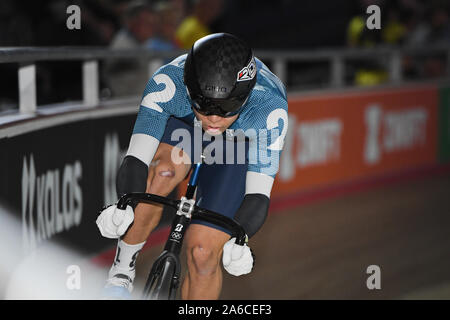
[132,169,450,300]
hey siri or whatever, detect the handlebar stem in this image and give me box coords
[177,197,196,218]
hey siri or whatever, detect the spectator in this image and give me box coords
[145,0,181,51]
[426,5,450,44]
[347,0,407,48]
[421,6,450,77]
[403,4,450,79]
[404,12,430,46]
[110,0,157,49]
[381,5,407,45]
[106,1,158,97]
[175,0,224,49]
[346,0,411,86]
[346,0,386,86]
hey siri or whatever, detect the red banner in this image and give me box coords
[272,85,439,198]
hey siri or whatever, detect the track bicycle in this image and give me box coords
[115,160,247,300]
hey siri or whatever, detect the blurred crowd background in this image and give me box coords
[0,0,449,110]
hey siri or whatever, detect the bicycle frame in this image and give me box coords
[116,160,247,299]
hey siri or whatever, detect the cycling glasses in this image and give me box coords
[188,92,249,118]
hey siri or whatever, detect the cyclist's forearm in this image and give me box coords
[234,193,270,239]
[116,155,148,203]
[116,132,161,203]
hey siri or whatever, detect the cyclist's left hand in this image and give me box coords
[222,237,254,276]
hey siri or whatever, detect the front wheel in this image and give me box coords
[142,258,178,300]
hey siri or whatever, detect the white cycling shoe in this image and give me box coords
[102,267,135,300]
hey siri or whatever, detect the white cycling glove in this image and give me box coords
[222,237,254,276]
[96,204,134,239]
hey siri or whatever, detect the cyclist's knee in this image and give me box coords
[189,245,220,276]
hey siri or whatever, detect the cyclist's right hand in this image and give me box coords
[96,204,134,239]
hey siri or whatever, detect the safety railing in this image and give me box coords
[0,47,185,114]
[0,44,449,126]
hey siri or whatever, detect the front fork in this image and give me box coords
[143,162,202,298]
[143,199,195,297]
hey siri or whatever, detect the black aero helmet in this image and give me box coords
[184,33,257,117]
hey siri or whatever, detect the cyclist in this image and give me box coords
[96,33,288,299]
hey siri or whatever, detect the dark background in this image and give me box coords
[1,0,449,108]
